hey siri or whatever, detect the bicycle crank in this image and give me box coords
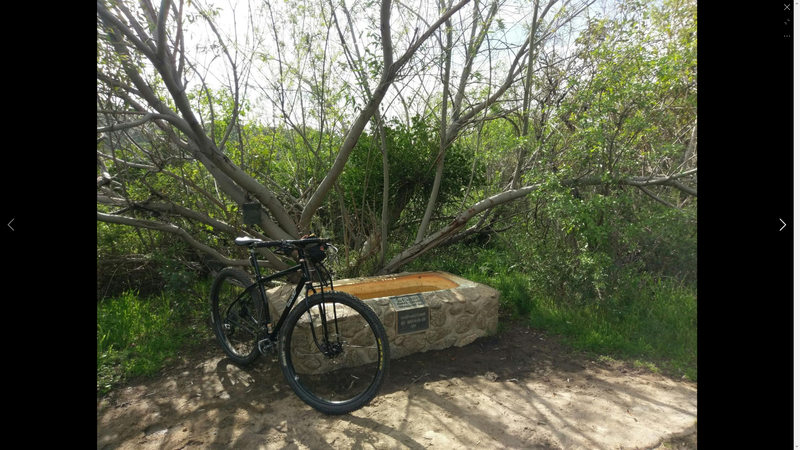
[258,338,276,355]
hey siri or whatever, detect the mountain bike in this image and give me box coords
[210,236,389,415]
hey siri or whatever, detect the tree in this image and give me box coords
[378,0,697,272]
[97,0,470,271]
[97,0,697,277]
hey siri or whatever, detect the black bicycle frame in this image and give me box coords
[226,244,335,346]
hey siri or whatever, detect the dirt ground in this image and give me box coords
[97,322,697,450]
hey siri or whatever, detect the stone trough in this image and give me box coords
[264,271,500,374]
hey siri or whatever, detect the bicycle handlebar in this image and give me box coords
[234,236,329,249]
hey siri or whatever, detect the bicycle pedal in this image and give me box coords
[258,339,275,355]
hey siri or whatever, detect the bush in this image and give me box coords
[407,233,697,380]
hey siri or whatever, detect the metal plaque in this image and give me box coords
[390,293,430,335]
[242,202,261,225]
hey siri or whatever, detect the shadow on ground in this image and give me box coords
[97,321,697,450]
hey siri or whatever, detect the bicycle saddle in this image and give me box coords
[234,237,262,246]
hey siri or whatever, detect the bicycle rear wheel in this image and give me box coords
[279,291,389,415]
[210,268,265,366]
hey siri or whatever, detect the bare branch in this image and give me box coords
[381,183,542,273]
[96,2,157,60]
[380,167,697,273]
[380,0,394,73]
[96,113,177,132]
[389,0,472,78]
[299,0,472,231]
[98,211,251,266]
[637,186,676,209]
[97,151,156,170]
[97,195,126,205]
[100,1,297,238]
[452,0,498,120]
[96,72,142,97]
[564,171,698,196]
[156,0,171,61]
[199,9,240,152]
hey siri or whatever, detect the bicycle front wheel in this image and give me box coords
[279,291,389,415]
[210,268,264,366]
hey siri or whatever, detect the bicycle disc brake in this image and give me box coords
[318,339,344,358]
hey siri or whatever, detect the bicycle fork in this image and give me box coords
[305,297,344,359]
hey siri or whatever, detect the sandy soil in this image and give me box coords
[97,322,697,450]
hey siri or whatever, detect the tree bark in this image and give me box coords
[415,0,454,244]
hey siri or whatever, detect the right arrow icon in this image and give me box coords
[780,218,787,231]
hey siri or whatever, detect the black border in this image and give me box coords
[703,1,794,446]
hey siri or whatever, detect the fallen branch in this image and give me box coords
[96,211,276,269]
[96,113,176,133]
[379,169,697,273]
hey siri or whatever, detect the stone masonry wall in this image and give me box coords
[263,272,500,372]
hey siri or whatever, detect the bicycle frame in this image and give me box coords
[223,244,336,349]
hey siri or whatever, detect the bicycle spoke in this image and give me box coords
[282,294,387,408]
[225,314,259,337]
[211,269,264,364]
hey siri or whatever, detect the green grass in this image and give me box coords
[524,277,697,380]
[407,243,697,381]
[97,238,697,397]
[97,282,212,396]
[633,359,660,374]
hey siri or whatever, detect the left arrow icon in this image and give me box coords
[780,218,787,231]
[7,219,12,231]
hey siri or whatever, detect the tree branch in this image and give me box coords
[380,183,542,273]
[97,211,264,267]
[96,113,177,133]
[99,1,297,238]
[563,170,698,197]
[636,186,676,209]
[389,0,471,78]
[156,0,171,61]
[299,0,471,231]
[97,2,157,60]
[380,168,698,273]
[96,211,285,270]
[199,8,240,152]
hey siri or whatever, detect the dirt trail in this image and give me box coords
[97,322,697,449]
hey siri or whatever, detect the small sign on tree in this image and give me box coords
[242,203,261,225]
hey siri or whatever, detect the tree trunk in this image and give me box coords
[415,0,454,244]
